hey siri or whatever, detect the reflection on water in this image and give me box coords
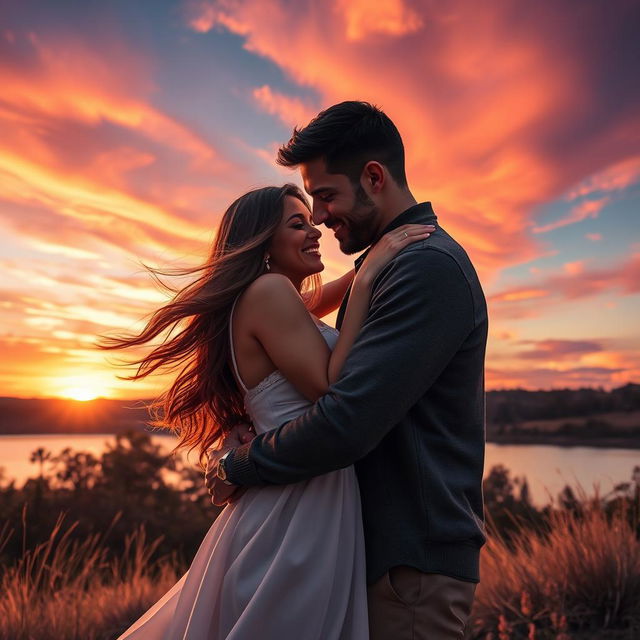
[1,434,638,505]
[485,443,638,504]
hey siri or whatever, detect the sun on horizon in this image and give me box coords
[59,387,102,402]
[51,375,114,402]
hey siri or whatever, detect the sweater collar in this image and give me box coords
[354,202,438,271]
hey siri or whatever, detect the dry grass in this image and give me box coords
[1,500,639,639]
[471,499,640,639]
[0,513,182,640]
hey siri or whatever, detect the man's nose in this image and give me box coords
[312,204,329,226]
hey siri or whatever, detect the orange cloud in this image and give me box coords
[492,289,550,303]
[0,29,246,263]
[0,32,220,168]
[335,0,423,41]
[0,149,205,243]
[0,336,165,399]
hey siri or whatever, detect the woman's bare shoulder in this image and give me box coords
[240,274,308,318]
[244,273,297,297]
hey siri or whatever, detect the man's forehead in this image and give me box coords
[301,159,344,194]
[300,158,326,183]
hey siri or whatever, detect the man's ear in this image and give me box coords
[361,161,385,194]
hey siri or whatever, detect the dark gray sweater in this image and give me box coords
[227,202,488,584]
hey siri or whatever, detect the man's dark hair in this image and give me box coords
[277,101,407,188]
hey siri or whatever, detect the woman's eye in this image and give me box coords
[292,223,305,229]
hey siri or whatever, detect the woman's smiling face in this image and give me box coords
[267,195,324,286]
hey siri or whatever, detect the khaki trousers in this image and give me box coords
[367,566,476,640]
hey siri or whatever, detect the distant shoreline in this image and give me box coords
[487,434,640,449]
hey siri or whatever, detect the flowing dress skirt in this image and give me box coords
[117,466,368,639]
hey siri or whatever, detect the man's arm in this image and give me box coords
[226,247,476,486]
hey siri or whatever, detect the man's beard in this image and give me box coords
[338,185,378,255]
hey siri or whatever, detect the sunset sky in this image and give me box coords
[1,0,639,401]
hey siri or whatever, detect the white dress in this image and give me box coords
[117,313,369,639]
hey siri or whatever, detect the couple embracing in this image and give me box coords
[110,101,488,640]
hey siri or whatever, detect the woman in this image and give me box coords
[104,184,433,639]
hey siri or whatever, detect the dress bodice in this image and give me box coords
[229,307,339,435]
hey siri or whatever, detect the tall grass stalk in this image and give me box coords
[0,513,182,640]
[472,498,640,638]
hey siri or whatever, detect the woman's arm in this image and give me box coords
[307,269,354,318]
[326,276,371,384]
[247,274,332,402]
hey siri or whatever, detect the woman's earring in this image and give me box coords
[265,255,271,271]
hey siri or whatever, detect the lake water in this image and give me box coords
[1,434,638,506]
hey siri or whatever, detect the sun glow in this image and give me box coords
[53,375,111,402]
[60,386,101,401]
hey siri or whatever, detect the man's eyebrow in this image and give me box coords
[308,187,333,197]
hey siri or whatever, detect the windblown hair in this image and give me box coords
[277,101,407,188]
[99,184,320,466]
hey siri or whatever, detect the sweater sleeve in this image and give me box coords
[226,247,476,486]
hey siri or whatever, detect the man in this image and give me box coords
[207,101,488,639]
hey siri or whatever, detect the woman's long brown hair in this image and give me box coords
[99,184,321,466]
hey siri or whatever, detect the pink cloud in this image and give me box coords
[490,252,640,318]
[533,197,610,234]
[563,261,586,275]
[516,339,603,361]
[568,156,640,200]
[486,365,629,391]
